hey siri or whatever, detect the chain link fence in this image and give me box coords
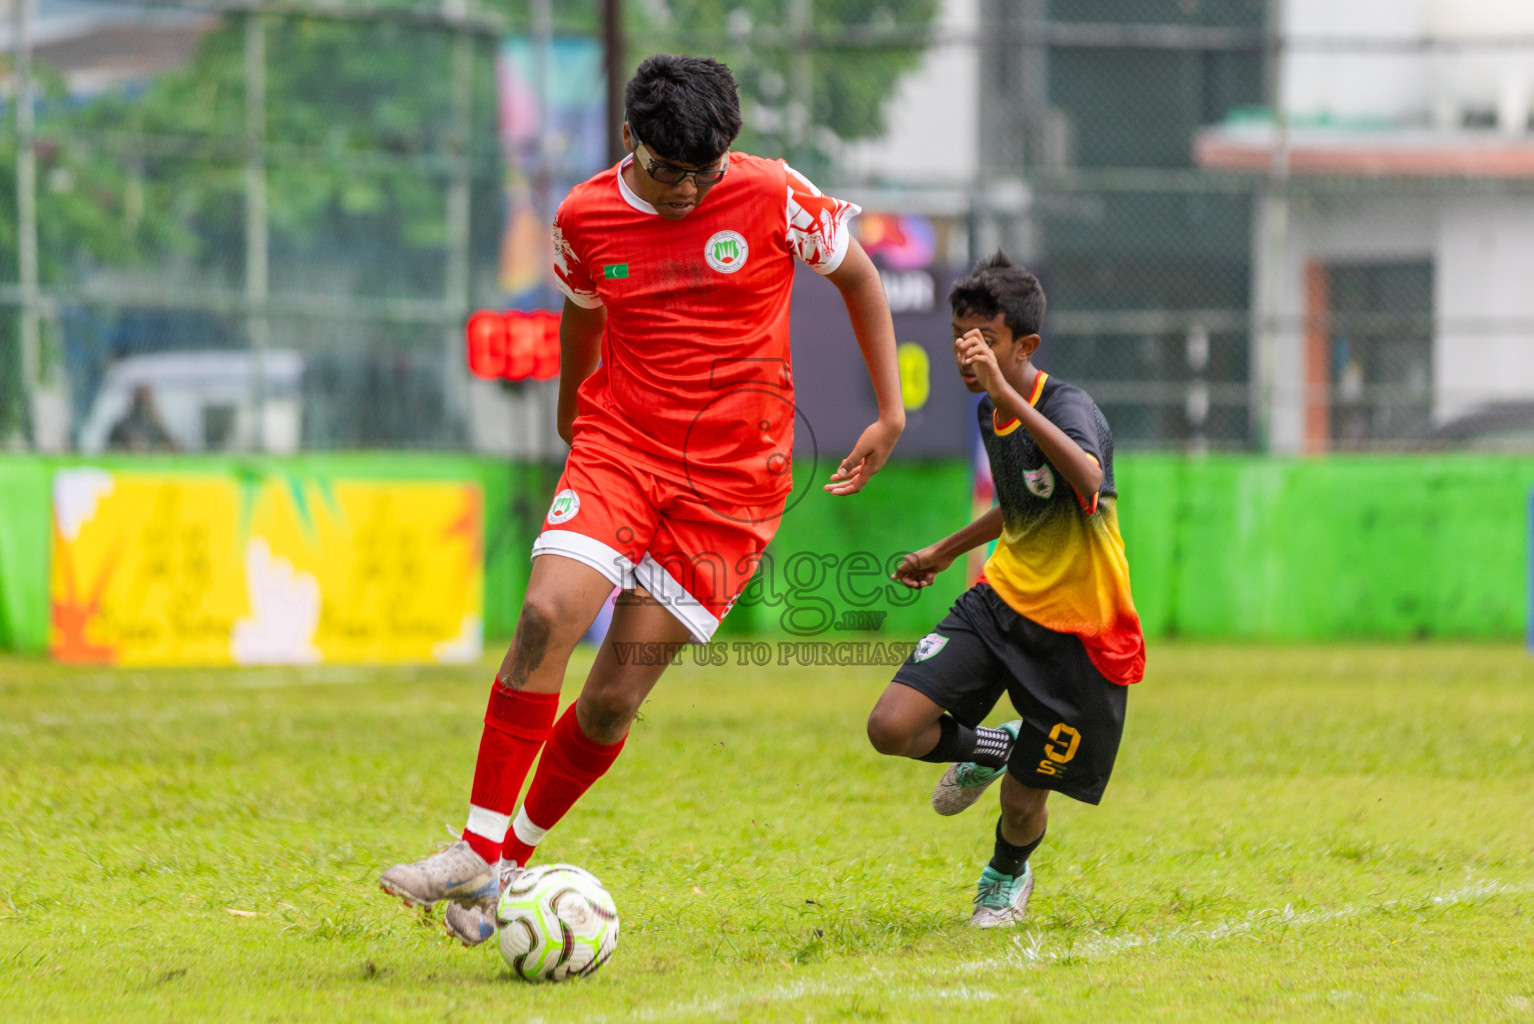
[4,0,1533,455]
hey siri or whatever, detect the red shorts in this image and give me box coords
[531,443,786,642]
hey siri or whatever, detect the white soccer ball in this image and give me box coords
[496,863,619,982]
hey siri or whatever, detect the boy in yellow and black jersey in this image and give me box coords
[865,250,1145,927]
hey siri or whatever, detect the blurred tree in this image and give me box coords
[9,0,938,325]
[67,16,505,303]
[637,0,940,178]
[0,61,189,441]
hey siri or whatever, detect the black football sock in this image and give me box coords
[915,716,1014,767]
[915,715,973,763]
[989,820,1045,877]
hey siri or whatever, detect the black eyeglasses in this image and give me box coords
[633,137,728,187]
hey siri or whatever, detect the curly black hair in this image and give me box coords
[625,54,743,166]
[948,250,1046,339]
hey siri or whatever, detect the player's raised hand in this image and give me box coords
[955,329,1002,395]
[890,545,952,589]
[825,417,902,495]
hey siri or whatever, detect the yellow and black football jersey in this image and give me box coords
[977,372,1145,685]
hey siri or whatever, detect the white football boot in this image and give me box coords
[378,839,497,910]
[931,720,1021,815]
[443,861,523,947]
[969,862,1034,928]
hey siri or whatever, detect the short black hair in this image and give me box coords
[948,250,1046,339]
[625,54,743,166]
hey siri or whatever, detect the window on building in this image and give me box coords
[1327,261,1434,448]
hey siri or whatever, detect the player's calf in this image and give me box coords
[576,678,647,744]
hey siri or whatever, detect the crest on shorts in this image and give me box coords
[705,230,749,273]
[1023,464,1056,499]
[913,633,949,663]
[546,488,581,525]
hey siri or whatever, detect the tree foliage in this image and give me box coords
[62,16,504,298]
[635,0,940,178]
[18,0,940,295]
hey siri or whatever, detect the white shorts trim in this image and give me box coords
[634,553,722,644]
[530,530,721,644]
[532,530,636,589]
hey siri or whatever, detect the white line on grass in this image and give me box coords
[607,877,1530,1023]
[1006,876,1529,967]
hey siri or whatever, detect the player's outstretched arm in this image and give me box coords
[556,298,607,445]
[824,239,905,495]
[890,506,1005,589]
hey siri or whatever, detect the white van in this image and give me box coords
[78,349,304,454]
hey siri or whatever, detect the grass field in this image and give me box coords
[2,642,1532,1022]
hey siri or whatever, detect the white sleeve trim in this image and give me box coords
[811,208,858,276]
[784,174,861,277]
[554,276,605,309]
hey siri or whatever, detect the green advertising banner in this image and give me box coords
[1114,456,1534,641]
[3,454,1533,655]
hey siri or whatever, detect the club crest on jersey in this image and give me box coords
[1023,464,1056,499]
[705,230,749,273]
[913,633,949,663]
[546,488,581,525]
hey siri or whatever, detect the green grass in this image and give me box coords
[2,643,1532,1022]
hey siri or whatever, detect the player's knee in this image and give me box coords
[518,586,589,639]
[865,707,913,756]
[998,776,1049,819]
[579,686,640,740]
[497,598,575,689]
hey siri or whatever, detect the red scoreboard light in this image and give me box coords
[466,309,561,382]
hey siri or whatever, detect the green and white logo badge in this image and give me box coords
[546,488,581,525]
[603,264,628,279]
[704,230,749,274]
[1023,464,1056,499]
[914,633,949,663]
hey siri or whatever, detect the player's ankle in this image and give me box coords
[462,830,500,865]
[989,821,1044,876]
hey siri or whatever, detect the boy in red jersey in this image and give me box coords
[380,55,905,945]
[866,252,1144,928]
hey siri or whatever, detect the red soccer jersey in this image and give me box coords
[550,153,859,503]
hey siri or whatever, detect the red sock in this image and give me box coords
[502,704,626,866]
[461,684,559,865]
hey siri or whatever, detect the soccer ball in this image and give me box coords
[496,863,619,982]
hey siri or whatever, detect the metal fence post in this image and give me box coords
[13,0,39,450]
[444,0,473,448]
[1251,2,1289,455]
[244,11,270,452]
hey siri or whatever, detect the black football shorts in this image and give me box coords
[892,583,1128,805]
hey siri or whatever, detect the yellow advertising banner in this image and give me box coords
[50,469,483,666]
